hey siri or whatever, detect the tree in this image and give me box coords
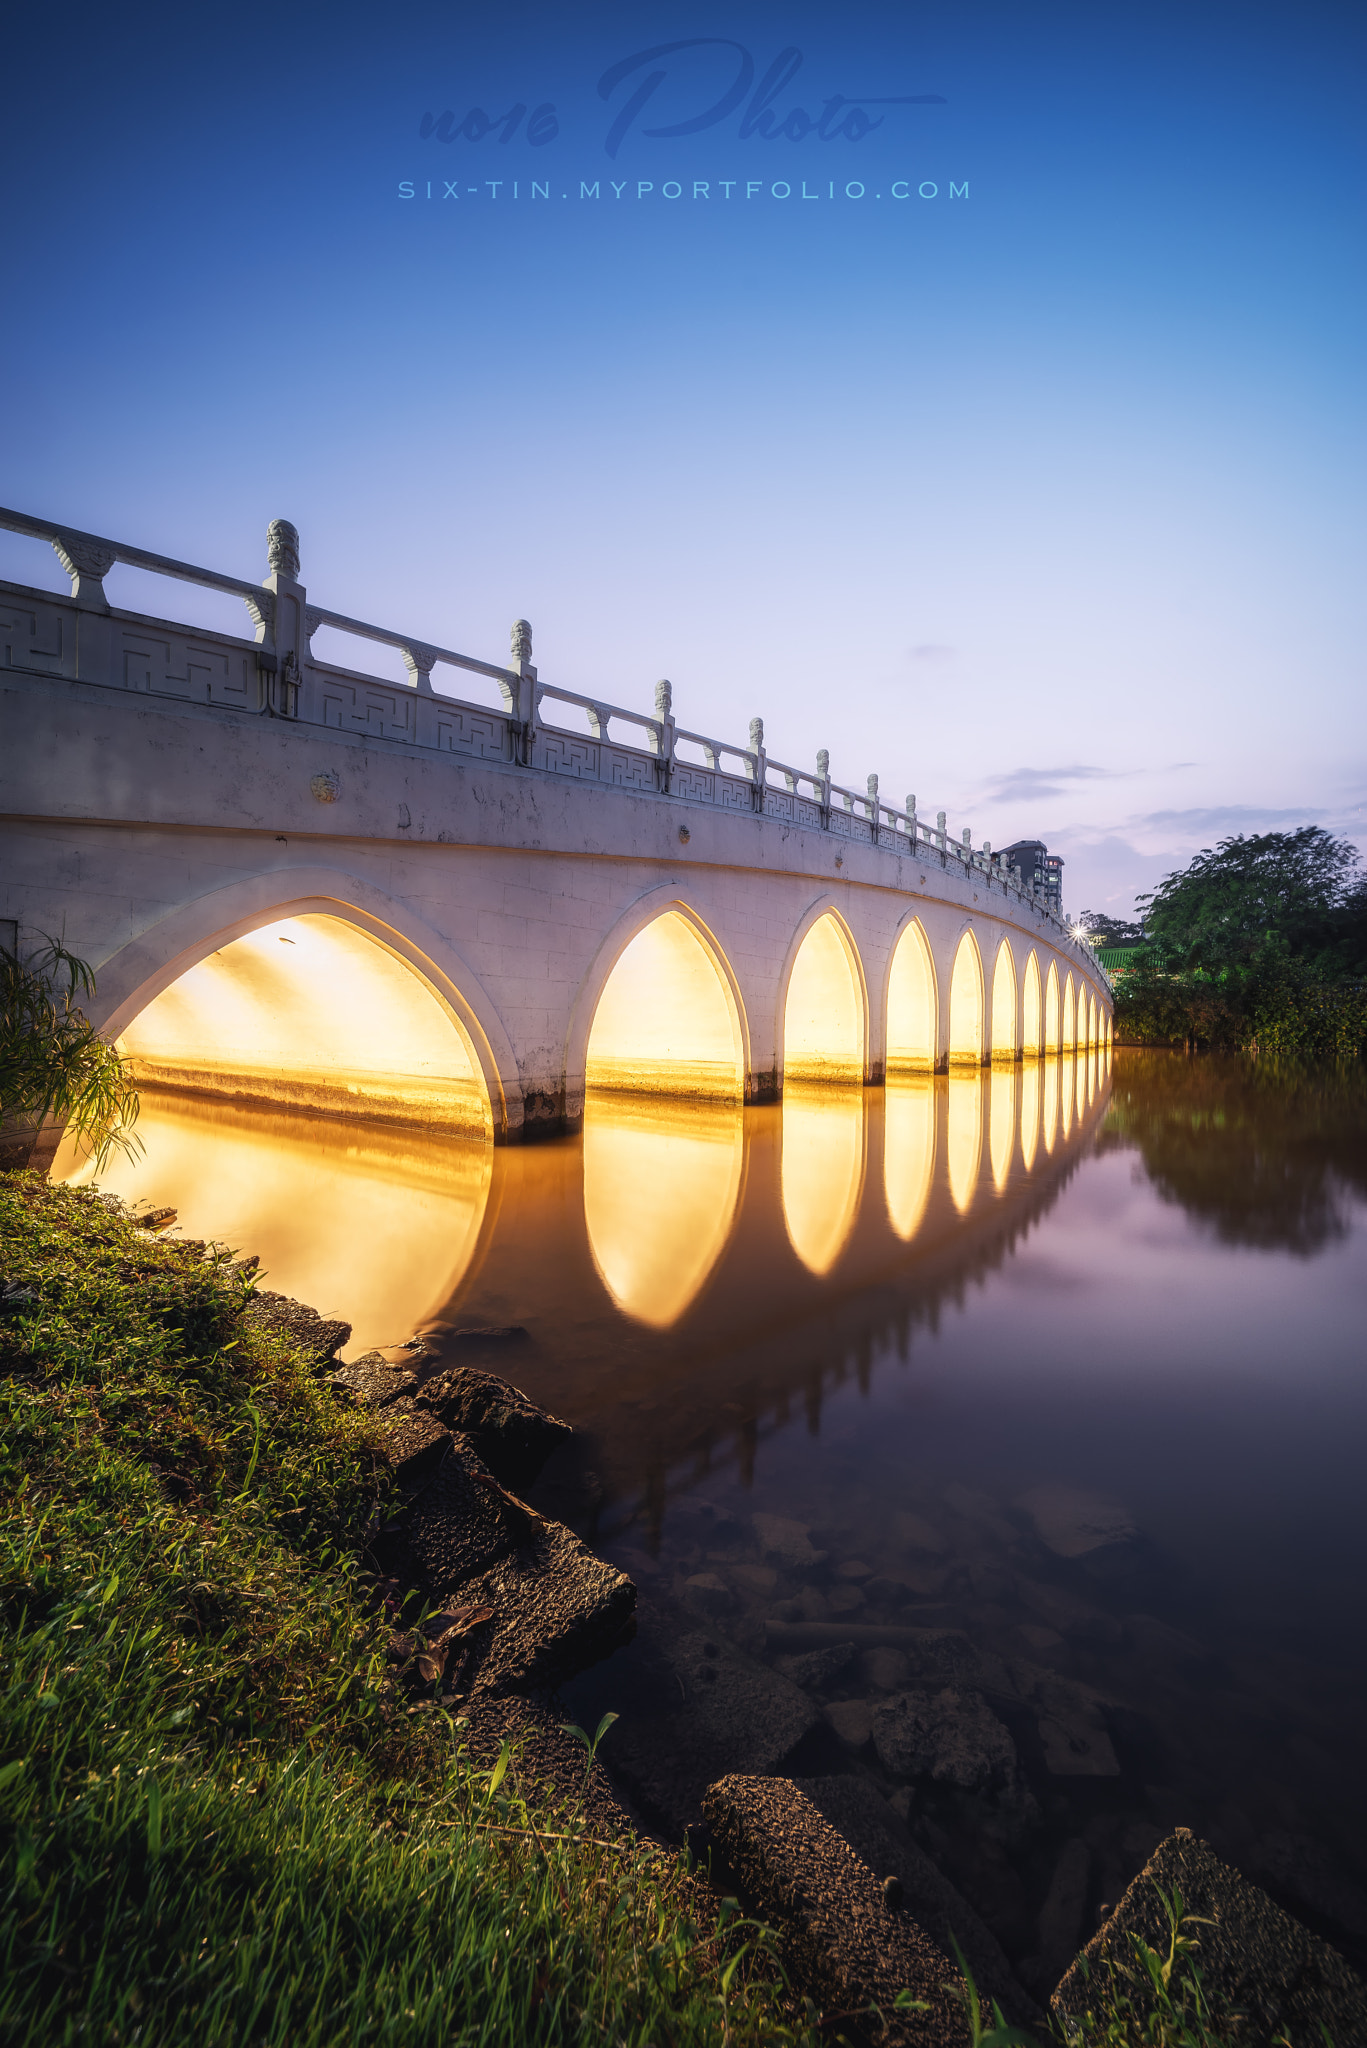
[1137,827,1360,971]
[0,937,140,1165]
[1078,911,1146,947]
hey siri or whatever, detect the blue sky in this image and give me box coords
[3,0,1363,914]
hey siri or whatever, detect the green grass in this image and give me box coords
[0,1173,813,2046]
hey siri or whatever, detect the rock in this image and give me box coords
[1016,1623,1065,1654]
[774,1642,856,1690]
[1053,1829,1367,2047]
[682,1572,734,1616]
[894,1511,950,1556]
[797,1586,832,1621]
[859,1646,913,1691]
[1009,1664,1120,1777]
[765,1621,985,1676]
[824,1698,874,1748]
[826,1583,865,1616]
[376,1403,451,1489]
[374,1438,634,1699]
[329,1351,417,1408]
[248,1289,352,1365]
[872,1688,1019,1798]
[799,1774,1042,2027]
[701,1776,965,2046]
[1020,1485,1136,1560]
[837,1558,874,1580]
[584,1613,820,1836]
[1032,1838,1091,1993]
[415,1366,571,1491]
[729,1562,778,1596]
[753,1513,826,1567]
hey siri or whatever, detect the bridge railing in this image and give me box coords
[0,506,1099,969]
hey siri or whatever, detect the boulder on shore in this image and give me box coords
[415,1366,571,1491]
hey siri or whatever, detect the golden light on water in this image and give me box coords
[947,1070,982,1212]
[1042,1055,1059,1153]
[781,1082,866,1273]
[54,1095,493,1354]
[948,933,984,1065]
[783,915,864,1081]
[1020,1058,1041,1170]
[585,911,743,1100]
[583,1091,745,1325]
[989,1065,1016,1192]
[1061,1051,1076,1136]
[118,914,489,1133]
[883,1076,936,1239]
[885,920,936,1072]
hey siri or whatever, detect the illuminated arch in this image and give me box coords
[1022,952,1043,1056]
[990,940,1017,1061]
[119,910,492,1136]
[1062,974,1077,1052]
[1044,960,1061,1053]
[1089,990,1099,1049]
[885,917,937,1073]
[83,865,518,1139]
[585,908,744,1101]
[948,931,985,1066]
[783,910,866,1082]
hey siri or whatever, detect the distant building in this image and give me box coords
[999,839,1064,914]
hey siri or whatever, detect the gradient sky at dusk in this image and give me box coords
[3,0,1363,914]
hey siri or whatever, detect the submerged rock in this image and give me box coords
[872,1687,1020,1800]
[415,1366,570,1490]
[1019,1485,1137,1560]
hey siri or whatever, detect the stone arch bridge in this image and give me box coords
[1,509,1112,1144]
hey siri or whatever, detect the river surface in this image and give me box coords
[59,1050,1367,1990]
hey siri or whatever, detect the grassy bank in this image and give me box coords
[0,1174,810,2047]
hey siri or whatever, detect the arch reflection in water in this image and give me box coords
[782,1082,866,1274]
[1061,1052,1076,1136]
[55,1095,493,1353]
[989,1065,1016,1191]
[947,1070,983,1213]
[1020,1059,1041,1171]
[120,913,490,1133]
[583,1092,745,1326]
[883,1076,936,1240]
[1042,1056,1060,1153]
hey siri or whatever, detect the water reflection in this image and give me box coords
[1020,1060,1041,1171]
[947,1071,982,1212]
[780,1082,866,1273]
[54,1093,493,1352]
[1042,1056,1059,1153]
[583,1091,744,1324]
[989,1066,1016,1192]
[883,1076,935,1240]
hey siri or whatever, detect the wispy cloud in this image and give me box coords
[984,763,1123,803]
[908,643,954,663]
[1129,804,1327,833]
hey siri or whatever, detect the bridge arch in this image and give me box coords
[82,865,520,1140]
[780,902,868,1083]
[1044,960,1061,1052]
[1062,973,1077,1052]
[948,928,985,1065]
[1022,951,1043,1056]
[990,939,1018,1060]
[567,886,750,1107]
[884,914,937,1073]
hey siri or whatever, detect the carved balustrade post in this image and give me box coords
[936,809,947,852]
[254,519,304,717]
[50,531,118,683]
[817,749,831,829]
[867,772,879,844]
[905,795,917,849]
[510,619,536,765]
[749,717,766,812]
[653,679,675,792]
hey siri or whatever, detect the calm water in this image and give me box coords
[63,1051,1367,1984]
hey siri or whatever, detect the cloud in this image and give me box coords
[1128,804,1327,833]
[908,643,954,663]
[984,763,1122,803]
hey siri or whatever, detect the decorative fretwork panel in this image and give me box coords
[435,705,510,760]
[671,765,716,804]
[604,746,656,791]
[718,774,755,812]
[314,667,418,743]
[0,596,69,675]
[534,734,600,779]
[120,630,255,709]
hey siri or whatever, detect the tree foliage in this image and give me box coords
[1137,827,1362,973]
[1079,912,1146,948]
[0,936,140,1163]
